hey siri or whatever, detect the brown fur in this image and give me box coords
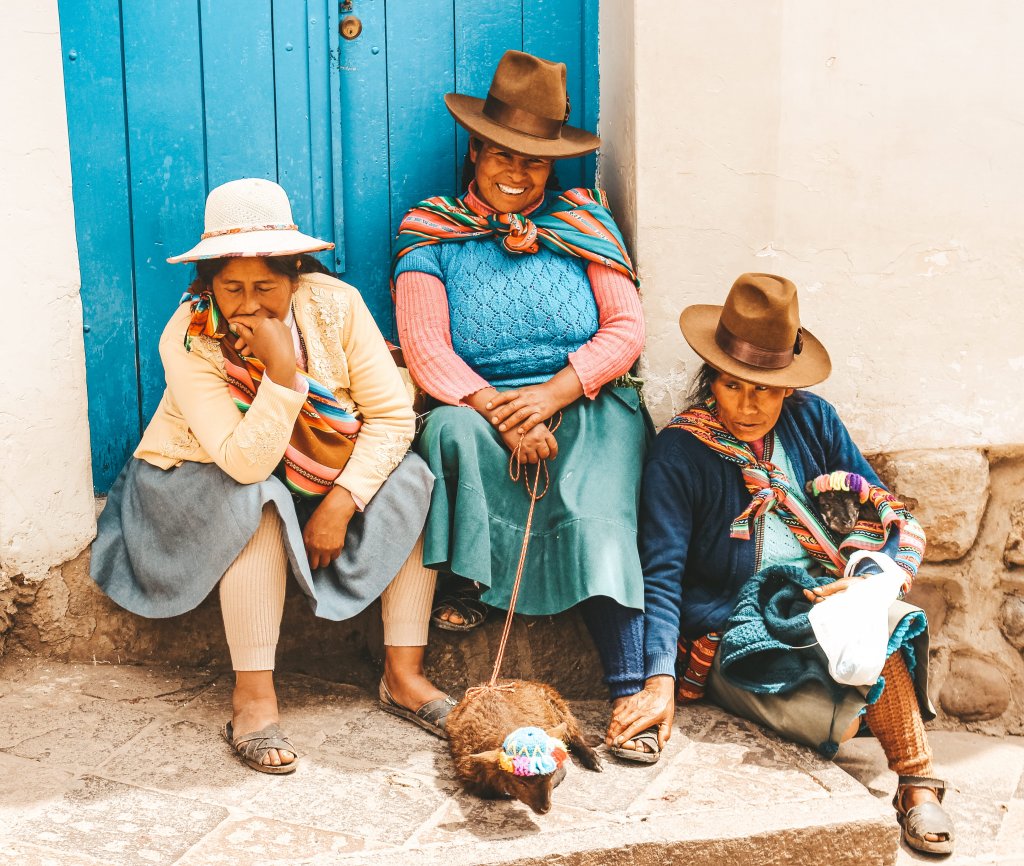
[806,482,872,536]
[446,679,602,814]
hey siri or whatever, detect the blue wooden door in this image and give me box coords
[60,0,598,492]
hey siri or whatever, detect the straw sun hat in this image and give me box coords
[679,273,832,388]
[167,178,334,264]
[444,49,601,160]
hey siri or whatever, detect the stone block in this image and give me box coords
[905,583,949,637]
[1000,594,1024,653]
[1005,498,1024,567]
[872,449,989,562]
[938,653,1011,722]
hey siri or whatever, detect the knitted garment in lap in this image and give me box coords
[396,239,598,387]
[865,651,933,777]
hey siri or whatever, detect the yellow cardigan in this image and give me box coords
[135,272,415,505]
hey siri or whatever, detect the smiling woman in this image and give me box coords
[89,178,455,775]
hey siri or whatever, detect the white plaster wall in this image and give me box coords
[606,1,1024,452]
[0,2,95,582]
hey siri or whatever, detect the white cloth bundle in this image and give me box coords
[807,551,906,686]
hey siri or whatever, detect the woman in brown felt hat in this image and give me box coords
[391,50,652,705]
[603,274,954,855]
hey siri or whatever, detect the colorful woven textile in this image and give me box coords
[182,292,361,497]
[676,632,721,703]
[391,187,638,288]
[666,400,926,581]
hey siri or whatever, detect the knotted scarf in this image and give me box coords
[667,398,926,702]
[182,292,362,498]
[390,186,639,289]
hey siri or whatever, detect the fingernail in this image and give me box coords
[486,402,492,409]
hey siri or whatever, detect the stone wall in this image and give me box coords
[3,446,1023,735]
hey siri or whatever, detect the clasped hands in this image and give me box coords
[483,382,564,464]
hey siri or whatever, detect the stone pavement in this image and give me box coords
[0,659,1020,866]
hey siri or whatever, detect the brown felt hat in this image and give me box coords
[679,273,832,388]
[444,50,601,159]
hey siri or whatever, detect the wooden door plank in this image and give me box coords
[385,0,457,284]
[121,3,207,426]
[452,1,523,184]
[58,0,139,492]
[201,0,277,188]
[273,1,316,250]
[524,0,597,189]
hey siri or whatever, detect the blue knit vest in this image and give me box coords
[394,238,599,387]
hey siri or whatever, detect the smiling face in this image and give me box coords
[470,139,553,213]
[710,372,794,442]
[209,258,295,322]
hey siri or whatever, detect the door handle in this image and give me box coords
[340,16,362,40]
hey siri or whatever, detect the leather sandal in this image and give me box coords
[608,725,661,764]
[893,775,954,856]
[379,679,457,739]
[222,721,297,775]
[430,587,488,632]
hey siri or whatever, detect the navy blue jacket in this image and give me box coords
[641,392,887,680]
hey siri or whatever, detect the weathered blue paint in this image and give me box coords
[58,0,139,492]
[60,0,599,493]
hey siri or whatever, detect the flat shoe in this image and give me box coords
[608,726,661,764]
[893,775,954,856]
[379,679,457,739]
[223,721,297,775]
[431,590,488,632]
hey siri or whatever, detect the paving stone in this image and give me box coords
[14,775,227,866]
[0,839,106,865]
[99,719,275,804]
[0,751,76,829]
[240,749,462,847]
[175,815,375,865]
[413,797,609,846]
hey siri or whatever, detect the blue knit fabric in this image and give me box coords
[579,595,646,698]
[394,239,599,387]
[759,436,819,573]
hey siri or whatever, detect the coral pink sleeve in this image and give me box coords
[568,263,645,399]
[395,270,491,406]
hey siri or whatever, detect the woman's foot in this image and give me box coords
[380,646,456,738]
[894,777,955,855]
[606,695,660,761]
[230,670,295,770]
[431,586,488,631]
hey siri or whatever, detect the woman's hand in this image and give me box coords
[501,423,558,464]
[485,367,585,436]
[229,313,296,387]
[606,675,676,750]
[487,382,562,435]
[803,575,866,604]
[303,486,358,570]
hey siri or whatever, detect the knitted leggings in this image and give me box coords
[578,596,646,699]
[219,505,437,670]
[864,652,933,777]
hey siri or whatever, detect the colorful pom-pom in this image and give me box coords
[498,727,568,777]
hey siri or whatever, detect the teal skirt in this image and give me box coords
[415,386,651,615]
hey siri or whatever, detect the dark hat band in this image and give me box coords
[483,93,563,140]
[715,321,803,370]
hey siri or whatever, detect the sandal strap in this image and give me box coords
[230,723,295,763]
[894,775,947,810]
[903,801,954,841]
[416,696,458,728]
[431,594,487,625]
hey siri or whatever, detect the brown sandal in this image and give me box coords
[893,775,954,856]
[223,721,298,775]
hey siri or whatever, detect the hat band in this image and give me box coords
[201,223,298,240]
[482,93,563,140]
[715,321,798,370]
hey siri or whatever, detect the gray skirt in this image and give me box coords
[90,454,433,621]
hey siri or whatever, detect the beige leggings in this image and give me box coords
[219,505,436,671]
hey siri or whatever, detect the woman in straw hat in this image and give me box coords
[603,274,953,855]
[91,178,455,774]
[392,51,650,685]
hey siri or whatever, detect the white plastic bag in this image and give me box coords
[807,551,906,686]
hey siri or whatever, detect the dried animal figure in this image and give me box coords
[446,679,602,815]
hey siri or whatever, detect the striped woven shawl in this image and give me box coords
[391,187,638,287]
[182,292,361,498]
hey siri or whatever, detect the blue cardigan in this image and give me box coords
[641,391,888,680]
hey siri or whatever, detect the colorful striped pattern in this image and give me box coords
[676,632,721,703]
[666,401,925,582]
[182,292,361,498]
[391,187,639,289]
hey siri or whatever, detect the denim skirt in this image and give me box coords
[90,453,433,621]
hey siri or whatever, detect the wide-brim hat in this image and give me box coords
[679,273,831,388]
[167,178,334,264]
[444,49,601,160]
